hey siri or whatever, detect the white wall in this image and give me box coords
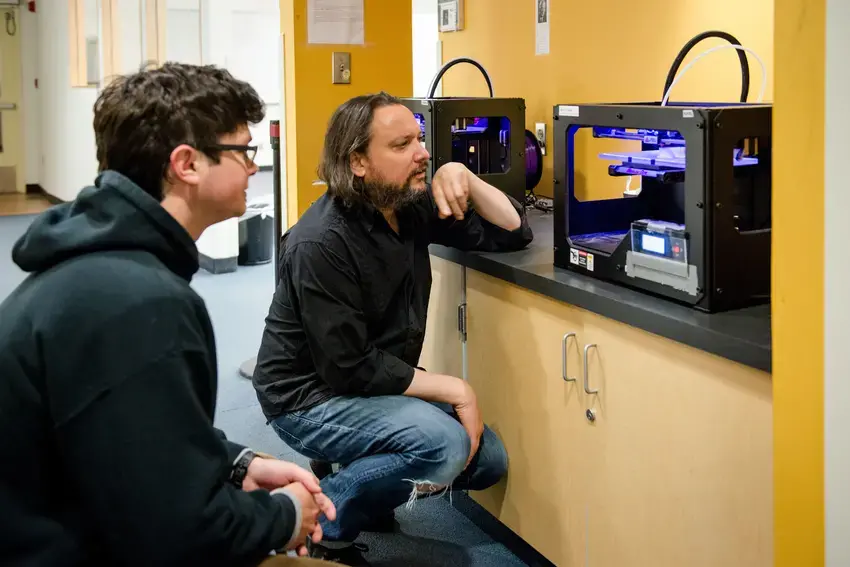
[199,0,281,168]
[195,0,281,262]
[36,1,99,201]
[115,0,145,75]
[825,0,850,565]
[412,0,441,97]
[166,0,202,65]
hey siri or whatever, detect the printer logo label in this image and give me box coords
[570,249,595,272]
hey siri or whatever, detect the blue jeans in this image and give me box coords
[271,395,509,542]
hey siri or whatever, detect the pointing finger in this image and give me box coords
[446,182,465,220]
[432,183,452,218]
[315,492,337,522]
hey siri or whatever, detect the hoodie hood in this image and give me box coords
[12,170,199,281]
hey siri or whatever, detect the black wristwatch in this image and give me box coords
[230,449,256,489]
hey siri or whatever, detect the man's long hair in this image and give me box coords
[317,91,403,208]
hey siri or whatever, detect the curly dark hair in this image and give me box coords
[317,91,403,208]
[93,62,265,200]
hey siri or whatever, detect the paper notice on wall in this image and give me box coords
[307,0,365,45]
[535,0,550,56]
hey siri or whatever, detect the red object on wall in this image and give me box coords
[28,1,35,13]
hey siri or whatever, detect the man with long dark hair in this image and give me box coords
[0,62,335,566]
[253,92,533,564]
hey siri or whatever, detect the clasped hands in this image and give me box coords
[244,455,336,557]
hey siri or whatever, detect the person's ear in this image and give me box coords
[349,151,367,179]
[169,144,203,185]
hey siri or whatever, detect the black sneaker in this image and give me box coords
[363,512,398,533]
[307,540,370,566]
[309,459,334,480]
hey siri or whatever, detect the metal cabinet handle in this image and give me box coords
[583,343,598,394]
[561,332,576,382]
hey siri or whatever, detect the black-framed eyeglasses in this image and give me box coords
[207,144,258,166]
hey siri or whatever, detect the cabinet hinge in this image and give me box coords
[457,302,467,340]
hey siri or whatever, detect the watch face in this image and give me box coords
[230,449,256,487]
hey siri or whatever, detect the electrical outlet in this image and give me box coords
[535,122,547,155]
[332,52,351,84]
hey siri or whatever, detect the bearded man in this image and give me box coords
[252,92,533,565]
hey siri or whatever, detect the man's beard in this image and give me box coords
[363,169,427,211]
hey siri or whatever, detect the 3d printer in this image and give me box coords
[400,58,543,205]
[552,34,772,313]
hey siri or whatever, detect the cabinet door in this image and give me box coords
[419,255,465,379]
[466,269,588,567]
[580,313,773,567]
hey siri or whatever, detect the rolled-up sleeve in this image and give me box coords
[426,189,534,252]
[287,241,415,396]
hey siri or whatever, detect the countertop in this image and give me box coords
[428,208,772,373]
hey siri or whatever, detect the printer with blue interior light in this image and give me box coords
[400,57,545,207]
[551,101,772,313]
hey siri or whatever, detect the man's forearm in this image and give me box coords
[403,369,468,405]
[466,171,522,231]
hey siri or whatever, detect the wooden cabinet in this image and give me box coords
[419,255,465,379]
[462,268,773,567]
[463,267,588,566]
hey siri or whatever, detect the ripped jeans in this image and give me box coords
[271,395,509,543]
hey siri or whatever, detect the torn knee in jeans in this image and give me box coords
[401,478,453,510]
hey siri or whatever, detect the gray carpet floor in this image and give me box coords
[0,179,527,566]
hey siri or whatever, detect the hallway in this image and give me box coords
[0,193,52,217]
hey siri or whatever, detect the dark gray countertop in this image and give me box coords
[429,209,772,373]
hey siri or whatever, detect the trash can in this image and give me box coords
[238,196,274,266]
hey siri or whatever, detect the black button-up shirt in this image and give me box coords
[252,185,533,419]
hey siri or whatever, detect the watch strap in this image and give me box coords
[229,448,256,488]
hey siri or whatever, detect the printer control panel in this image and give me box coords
[631,220,687,263]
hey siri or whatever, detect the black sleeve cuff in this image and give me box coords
[271,489,301,550]
[214,427,249,467]
[363,355,416,397]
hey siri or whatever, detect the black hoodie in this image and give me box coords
[0,171,298,566]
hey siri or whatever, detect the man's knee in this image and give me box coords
[403,408,471,485]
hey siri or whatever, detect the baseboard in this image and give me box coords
[451,492,556,567]
[26,183,65,205]
[199,253,238,274]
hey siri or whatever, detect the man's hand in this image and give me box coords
[431,162,471,220]
[403,370,484,469]
[275,482,337,556]
[243,456,322,494]
[453,382,484,469]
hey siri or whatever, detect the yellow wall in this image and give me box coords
[280,0,413,225]
[773,0,825,563]
[439,0,774,198]
[442,2,827,564]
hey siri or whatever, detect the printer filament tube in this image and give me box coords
[662,30,751,103]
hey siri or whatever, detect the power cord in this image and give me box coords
[426,57,494,99]
[663,31,751,103]
[661,44,767,106]
[524,192,553,212]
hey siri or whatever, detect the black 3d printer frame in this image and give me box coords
[552,102,772,313]
[400,97,528,205]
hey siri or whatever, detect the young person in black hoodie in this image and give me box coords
[0,62,335,566]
